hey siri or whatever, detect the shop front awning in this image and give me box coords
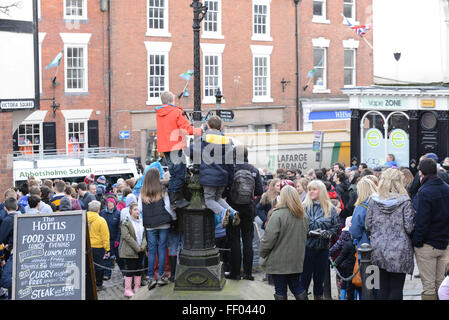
[309,110,351,121]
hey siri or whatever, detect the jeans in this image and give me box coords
[377,268,406,300]
[229,205,254,277]
[164,150,186,193]
[203,186,232,215]
[0,256,12,300]
[272,274,302,296]
[147,229,169,279]
[299,247,329,296]
[92,248,106,287]
[167,229,183,256]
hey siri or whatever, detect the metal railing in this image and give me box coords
[13,147,136,161]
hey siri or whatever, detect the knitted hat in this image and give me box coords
[84,174,95,184]
[106,197,117,206]
[97,175,106,184]
[425,153,439,163]
[280,179,295,190]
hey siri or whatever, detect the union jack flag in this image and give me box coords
[344,16,371,38]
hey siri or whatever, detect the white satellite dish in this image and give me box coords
[0,0,39,111]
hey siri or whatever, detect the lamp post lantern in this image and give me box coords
[174,0,226,291]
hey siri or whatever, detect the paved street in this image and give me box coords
[98,256,423,301]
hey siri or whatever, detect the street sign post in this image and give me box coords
[120,130,130,161]
[312,131,324,169]
[216,109,234,122]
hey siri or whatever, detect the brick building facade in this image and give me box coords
[109,0,373,164]
[7,0,373,187]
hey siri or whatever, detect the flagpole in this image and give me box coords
[362,36,374,50]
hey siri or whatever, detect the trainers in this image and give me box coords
[232,211,241,226]
[222,209,231,227]
[157,277,169,286]
[147,278,157,290]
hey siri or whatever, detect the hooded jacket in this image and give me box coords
[365,195,415,275]
[120,193,138,222]
[155,104,202,153]
[412,176,449,249]
[189,128,234,187]
[87,211,110,251]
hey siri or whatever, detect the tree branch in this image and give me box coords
[0,1,21,16]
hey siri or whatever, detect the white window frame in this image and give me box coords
[250,45,273,103]
[312,0,330,24]
[312,38,330,93]
[342,0,359,25]
[39,32,46,94]
[63,0,88,20]
[251,0,272,42]
[200,43,225,104]
[202,0,224,40]
[61,109,92,154]
[18,122,43,155]
[60,33,92,94]
[145,41,172,106]
[146,0,171,38]
[343,39,359,88]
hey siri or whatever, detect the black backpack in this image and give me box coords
[231,169,256,205]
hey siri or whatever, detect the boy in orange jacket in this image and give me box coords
[155,91,202,209]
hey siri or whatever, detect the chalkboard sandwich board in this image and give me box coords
[12,211,86,300]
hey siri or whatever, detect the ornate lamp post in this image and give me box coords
[174,0,226,291]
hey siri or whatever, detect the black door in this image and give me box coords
[88,120,99,149]
[43,122,57,155]
[418,111,439,158]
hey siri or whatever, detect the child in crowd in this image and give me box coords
[190,116,240,227]
[120,203,147,298]
[155,91,202,209]
[330,216,359,300]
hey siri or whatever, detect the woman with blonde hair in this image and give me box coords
[255,179,281,230]
[349,178,377,249]
[363,174,379,186]
[365,168,415,300]
[297,180,340,300]
[399,167,414,191]
[259,185,308,300]
[296,178,310,202]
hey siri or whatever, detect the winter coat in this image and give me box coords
[328,187,344,211]
[335,182,349,209]
[155,104,202,152]
[349,201,370,248]
[329,230,352,258]
[305,201,340,250]
[0,212,19,251]
[60,196,73,212]
[365,195,415,275]
[259,207,308,274]
[100,207,121,243]
[334,238,356,272]
[80,192,96,210]
[412,176,449,250]
[189,129,234,187]
[255,201,271,228]
[119,218,147,259]
[87,211,110,251]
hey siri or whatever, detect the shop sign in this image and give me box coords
[361,97,408,109]
[387,129,409,168]
[363,128,385,167]
[420,100,436,108]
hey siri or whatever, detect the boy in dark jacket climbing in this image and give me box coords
[190,116,240,227]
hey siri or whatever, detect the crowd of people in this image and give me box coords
[258,152,449,300]
[1,89,449,301]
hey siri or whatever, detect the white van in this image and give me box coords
[13,152,139,187]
